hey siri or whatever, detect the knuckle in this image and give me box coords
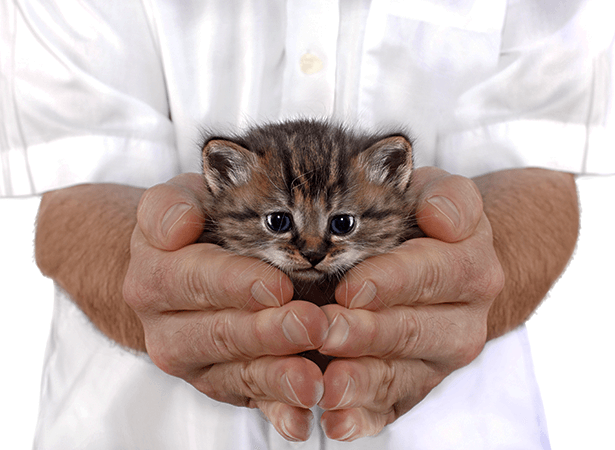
[423,254,449,302]
[458,333,486,367]
[147,320,217,380]
[363,315,383,352]
[121,270,140,308]
[373,359,397,406]
[455,246,504,306]
[193,373,218,400]
[122,245,176,314]
[415,364,447,402]
[208,315,251,361]
[210,317,234,358]
[240,361,266,399]
[122,266,156,313]
[159,249,223,310]
[385,311,420,359]
[191,366,251,407]
[184,255,211,304]
[200,249,250,309]
[486,261,506,298]
[146,335,183,377]
[450,316,487,368]
[216,261,243,300]
[470,256,505,304]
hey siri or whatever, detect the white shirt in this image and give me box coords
[1,0,613,448]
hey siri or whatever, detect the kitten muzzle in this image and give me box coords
[301,250,327,267]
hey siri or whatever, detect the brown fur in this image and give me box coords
[199,119,422,287]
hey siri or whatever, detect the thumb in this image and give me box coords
[412,167,483,243]
[136,173,207,250]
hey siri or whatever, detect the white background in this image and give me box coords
[1,175,613,449]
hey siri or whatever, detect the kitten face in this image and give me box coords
[200,120,421,283]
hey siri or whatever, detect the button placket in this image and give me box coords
[280,0,340,118]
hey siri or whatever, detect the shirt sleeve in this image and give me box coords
[1,0,180,196]
[435,0,615,177]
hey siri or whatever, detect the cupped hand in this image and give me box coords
[317,167,505,441]
[122,173,328,441]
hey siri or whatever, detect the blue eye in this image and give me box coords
[266,212,293,233]
[330,215,355,235]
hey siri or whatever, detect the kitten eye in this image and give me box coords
[330,214,355,235]
[266,212,293,233]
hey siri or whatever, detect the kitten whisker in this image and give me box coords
[198,119,418,311]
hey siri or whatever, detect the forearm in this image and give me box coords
[35,184,147,350]
[33,169,578,352]
[473,168,579,339]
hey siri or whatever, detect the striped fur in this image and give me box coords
[199,119,422,284]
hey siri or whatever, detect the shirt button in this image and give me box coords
[300,53,323,75]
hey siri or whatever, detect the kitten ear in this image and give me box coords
[202,139,256,195]
[360,135,413,190]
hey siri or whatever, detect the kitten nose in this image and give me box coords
[301,251,326,267]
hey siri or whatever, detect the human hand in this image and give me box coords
[122,173,329,441]
[317,167,505,441]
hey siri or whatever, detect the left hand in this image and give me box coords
[123,174,327,441]
[317,167,505,441]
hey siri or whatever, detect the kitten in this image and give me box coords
[198,119,423,304]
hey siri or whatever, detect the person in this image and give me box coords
[1,0,613,448]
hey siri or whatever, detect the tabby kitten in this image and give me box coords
[199,119,422,297]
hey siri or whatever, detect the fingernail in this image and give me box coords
[251,281,281,307]
[314,379,325,404]
[427,196,460,228]
[323,314,350,351]
[277,405,307,441]
[333,376,356,409]
[338,423,359,441]
[278,419,302,442]
[161,203,193,237]
[281,373,304,407]
[282,311,313,346]
[349,280,377,309]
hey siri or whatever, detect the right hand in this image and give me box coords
[122,173,328,441]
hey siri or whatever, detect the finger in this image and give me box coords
[256,400,315,442]
[319,304,486,365]
[411,167,483,243]
[137,173,207,251]
[334,215,503,309]
[319,358,445,439]
[191,356,324,410]
[124,236,294,313]
[321,357,442,412]
[146,301,329,374]
[321,407,388,441]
